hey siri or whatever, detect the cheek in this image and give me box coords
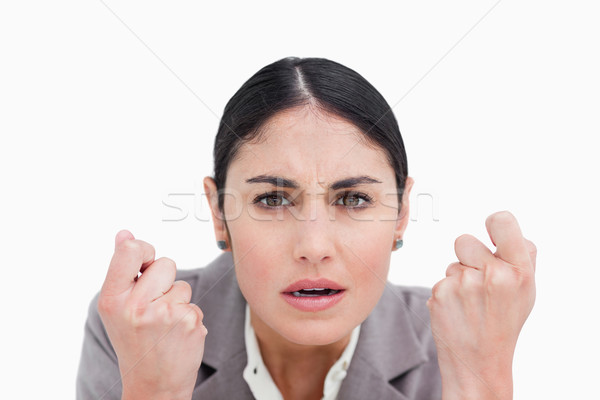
[234,258,276,320]
[227,206,287,254]
[353,252,390,293]
[231,229,282,305]
[345,225,393,294]
[225,210,294,313]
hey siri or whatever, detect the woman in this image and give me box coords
[77,57,537,400]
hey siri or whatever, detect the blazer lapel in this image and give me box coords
[338,284,431,400]
[187,252,255,399]
[192,350,254,399]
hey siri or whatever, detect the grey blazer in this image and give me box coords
[77,252,442,400]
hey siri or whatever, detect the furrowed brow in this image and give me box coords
[329,176,381,190]
[245,175,381,190]
[245,175,299,188]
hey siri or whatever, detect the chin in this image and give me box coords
[274,317,356,346]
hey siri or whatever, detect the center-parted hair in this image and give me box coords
[212,56,408,215]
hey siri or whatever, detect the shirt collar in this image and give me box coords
[242,303,361,400]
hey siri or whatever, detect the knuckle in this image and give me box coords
[180,304,202,330]
[176,280,192,294]
[190,303,204,321]
[128,305,149,328]
[459,268,481,293]
[516,265,535,285]
[124,298,160,328]
[119,239,142,254]
[155,302,172,324]
[484,263,513,293]
[445,262,461,277]
[458,269,469,286]
[171,280,193,303]
[430,278,447,300]
[97,295,115,316]
[156,256,177,273]
[149,257,177,283]
[135,301,172,327]
[426,296,433,308]
[525,238,537,255]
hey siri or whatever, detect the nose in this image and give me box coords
[291,198,337,265]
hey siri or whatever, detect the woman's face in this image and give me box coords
[206,105,413,346]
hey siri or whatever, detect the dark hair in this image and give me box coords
[212,56,408,215]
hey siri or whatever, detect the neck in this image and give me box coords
[250,309,352,400]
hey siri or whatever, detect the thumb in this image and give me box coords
[115,229,135,250]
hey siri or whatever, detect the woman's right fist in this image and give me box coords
[97,230,207,400]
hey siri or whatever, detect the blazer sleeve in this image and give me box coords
[76,291,122,400]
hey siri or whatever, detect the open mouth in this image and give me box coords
[281,280,346,311]
[290,288,342,297]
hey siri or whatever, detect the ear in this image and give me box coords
[203,176,231,251]
[392,176,414,251]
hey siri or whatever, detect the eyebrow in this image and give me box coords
[245,175,382,190]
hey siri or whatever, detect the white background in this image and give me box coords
[1,1,599,398]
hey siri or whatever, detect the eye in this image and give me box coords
[335,191,373,208]
[253,192,292,208]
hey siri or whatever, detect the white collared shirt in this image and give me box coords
[242,304,361,400]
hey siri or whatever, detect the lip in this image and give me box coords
[281,278,346,312]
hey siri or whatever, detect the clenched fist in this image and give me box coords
[97,230,207,400]
[427,211,537,400]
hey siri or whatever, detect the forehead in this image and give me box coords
[228,106,394,185]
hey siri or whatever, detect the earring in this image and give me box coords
[216,240,228,250]
[395,238,403,249]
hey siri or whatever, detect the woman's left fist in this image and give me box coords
[427,210,537,400]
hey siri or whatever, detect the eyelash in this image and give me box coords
[252,191,374,210]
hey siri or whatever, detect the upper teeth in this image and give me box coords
[291,288,340,297]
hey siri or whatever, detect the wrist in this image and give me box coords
[121,382,193,400]
[119,367,197,400]
[441,374,513,400]
[122,390,191,400]
[438,358,513,400]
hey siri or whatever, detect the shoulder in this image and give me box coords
[176,253,250,397]
[82,252,235,348]
[382,283,432,306]
[367,282,434,353]
[380,283,432,334]
[175,252,234,287]
[174,252,241,310]
[343,282,441,399]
